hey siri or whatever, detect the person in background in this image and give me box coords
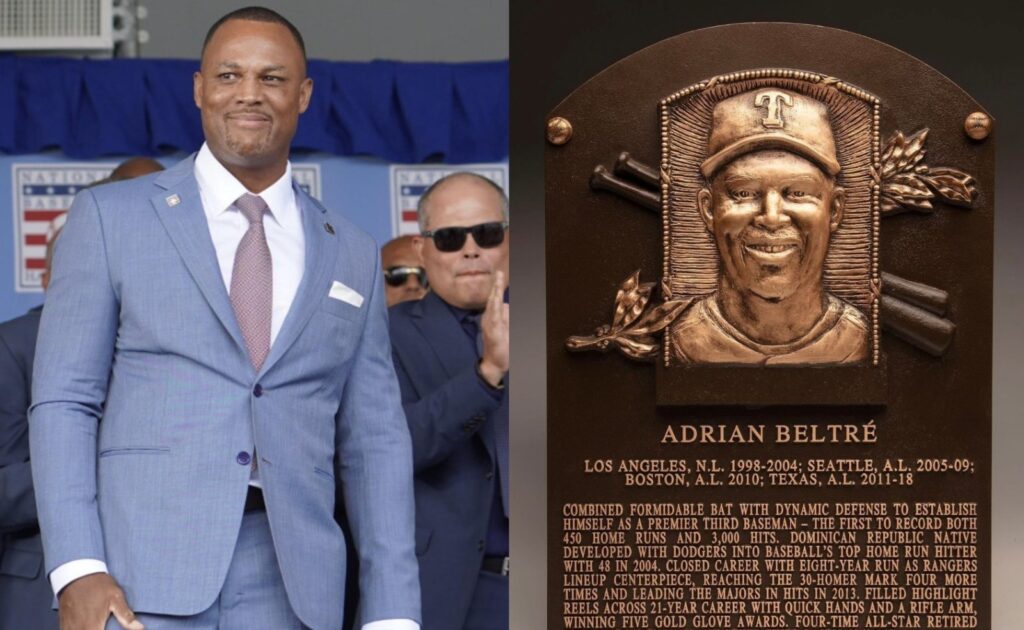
[108,157,165,182]
[0,154,163,630]
[0,222,63,630]
[389,173,510,630]
[382,235,429,307]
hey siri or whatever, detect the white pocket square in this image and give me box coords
[329,281,364,308]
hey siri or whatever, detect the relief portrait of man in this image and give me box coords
[669,88,869,365]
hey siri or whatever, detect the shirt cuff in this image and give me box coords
[50,559,108,596]
[361,620,420,630]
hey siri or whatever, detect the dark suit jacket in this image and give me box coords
[0,306,58,630]
[389,292,505,630]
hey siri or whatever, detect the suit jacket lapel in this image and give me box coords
[258,187,338,377]
[411,293,498,459]
[150,157,249,359]
[411,292,477,381]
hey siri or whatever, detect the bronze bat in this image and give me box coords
[589,164,659,212]
[880,271,948,316]
[614,152,660,188]
[880,295,955,357]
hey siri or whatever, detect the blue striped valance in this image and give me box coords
[0,55,507,163]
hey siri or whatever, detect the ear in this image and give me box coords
[829,187,845,232]
[697,188,714,232]
[193,71,203,109]
[298,77,313,114]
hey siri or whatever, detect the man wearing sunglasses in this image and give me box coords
[388,173,510,630]
[382,236,429,307]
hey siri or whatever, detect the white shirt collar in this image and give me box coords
[193,142,295,226]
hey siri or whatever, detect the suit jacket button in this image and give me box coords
[236,451,251,466]
[253,384,263,397]
[485,470,494,480]
[477,539,485,552]
[463,423,474,434]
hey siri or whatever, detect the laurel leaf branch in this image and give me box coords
[879,128,978,216]
[566,271,693,361]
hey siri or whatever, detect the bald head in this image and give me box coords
[383,235,418,264]
[382,235,428,306]
[416,172,508,232]
[110,157,165,181]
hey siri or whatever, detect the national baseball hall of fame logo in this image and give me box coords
[11,163,321,293]
[12,164,111,293]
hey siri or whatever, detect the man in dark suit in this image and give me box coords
[1,155,164,630]
[1,214,67,629]
[0,302,54,630]
[382,235,428,307]
[388,172,509,630]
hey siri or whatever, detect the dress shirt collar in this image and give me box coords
[194,142,295,226]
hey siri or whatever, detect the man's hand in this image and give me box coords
[58,573,144,630]
[478,271,509,387]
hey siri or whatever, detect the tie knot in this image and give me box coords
[235,194,268,225]
[462,311,483,339]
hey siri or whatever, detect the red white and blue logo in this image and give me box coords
[12,164,114,292]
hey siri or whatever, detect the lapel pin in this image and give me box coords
[324,222,335,235]
[165,194,181,207]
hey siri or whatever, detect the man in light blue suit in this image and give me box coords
[29,7,419,630]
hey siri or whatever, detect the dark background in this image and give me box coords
[510,2,1022,628]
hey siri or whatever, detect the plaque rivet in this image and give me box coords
[964,112,991,140]
[546,116,573,146]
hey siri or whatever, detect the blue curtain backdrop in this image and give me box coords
[0,56,508,163]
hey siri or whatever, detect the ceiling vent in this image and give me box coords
[0,0,113,50]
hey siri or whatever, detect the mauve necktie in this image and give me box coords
[230,193,273,372]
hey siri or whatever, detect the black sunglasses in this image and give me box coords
[421,221,508,253]
[384,266,428,288]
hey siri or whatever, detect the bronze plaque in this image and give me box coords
[547,24,991,629]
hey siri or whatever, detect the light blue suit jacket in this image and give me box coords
[28,156,420,630]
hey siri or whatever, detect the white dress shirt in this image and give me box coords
[194,142,305,345]
[50,146,418,630]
